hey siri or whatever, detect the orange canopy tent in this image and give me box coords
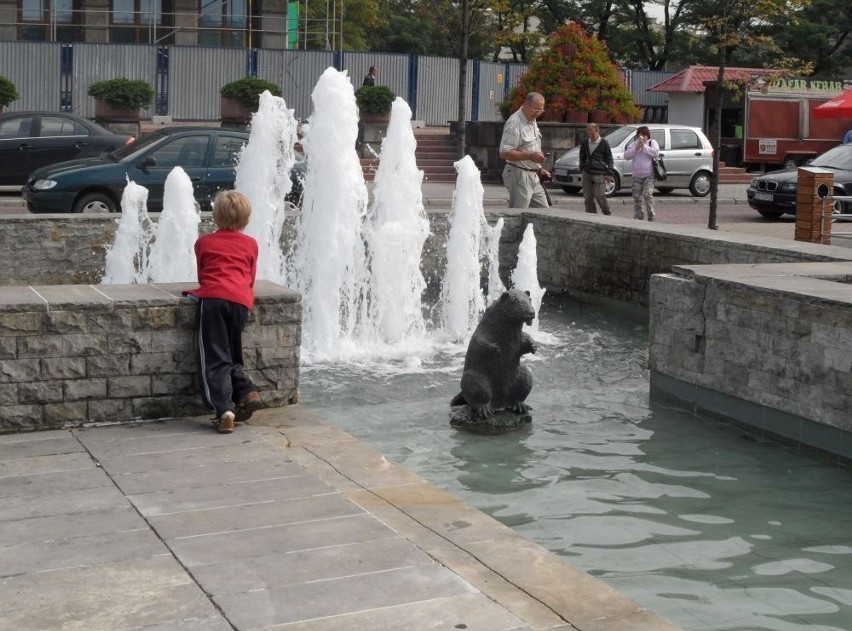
[813,89,852,119]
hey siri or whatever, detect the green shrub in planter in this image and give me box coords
[0,75,19,109]
[355,85,395,116]
[88,77,154,110]
[220,77,283,109]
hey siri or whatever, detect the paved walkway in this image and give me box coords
[0,407,681,631]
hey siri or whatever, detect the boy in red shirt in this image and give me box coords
[186,190,265,434]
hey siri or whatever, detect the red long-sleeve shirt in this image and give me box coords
[187,229,258,310]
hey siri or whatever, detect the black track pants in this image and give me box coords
[195,298,256,417]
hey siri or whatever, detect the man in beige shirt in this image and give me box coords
[499,92,551,208]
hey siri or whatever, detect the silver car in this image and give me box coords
[552,123,715,197]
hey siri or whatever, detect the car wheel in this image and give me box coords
[605,174,620,197]
[560,186,580,195]
[689,171,712,197]
[656,187,674,195]
[782,157,799,170]
[757,209,784,220]
[74,192,118,214]
[831,197,850,219]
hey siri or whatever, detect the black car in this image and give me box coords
[747,144,852,219]
[23,126,305,213]
[0,111,134,188]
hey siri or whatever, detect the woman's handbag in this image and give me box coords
[652,156,667,181]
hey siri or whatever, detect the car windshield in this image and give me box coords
[604,126,638,146]
[811,145,852,171]
[108,129,171,161]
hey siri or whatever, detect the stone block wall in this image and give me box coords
[526,211,852,305]
[648,263,852,458]
[0,280,300,432]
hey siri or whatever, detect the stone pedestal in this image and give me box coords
[449,407,532,434]
[795,167,834,245]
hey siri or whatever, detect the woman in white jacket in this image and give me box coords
[623,126,660,221]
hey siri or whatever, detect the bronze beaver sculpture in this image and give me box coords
[450,288,537,418]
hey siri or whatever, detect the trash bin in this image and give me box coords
[721,144,739,167]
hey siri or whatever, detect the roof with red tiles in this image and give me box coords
[648,65,779,93]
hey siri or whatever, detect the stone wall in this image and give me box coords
[526,211,852,305]
[648,263,852,460]
[0,280,300,432]
[7,211,852,300]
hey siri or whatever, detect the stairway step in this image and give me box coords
[416,151,458,160]
[718,174,754,183]
[422,173,457,182]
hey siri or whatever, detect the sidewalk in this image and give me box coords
[0,407,681,631]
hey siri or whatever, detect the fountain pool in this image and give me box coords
[300,293,852,631]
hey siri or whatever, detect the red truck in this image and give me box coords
[743,78,851,170]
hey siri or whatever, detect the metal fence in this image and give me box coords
[0,42,670,125]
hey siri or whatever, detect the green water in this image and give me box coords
[300,294,852,631]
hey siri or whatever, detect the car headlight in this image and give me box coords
[749,178,759,189]
[32,179,58,191]
[779,182,796,192]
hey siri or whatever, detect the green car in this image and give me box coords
[23,127,251,213]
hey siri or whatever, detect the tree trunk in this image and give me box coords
[456,0,469,159]
[708,56,725,230]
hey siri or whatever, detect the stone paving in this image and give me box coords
[0,406,682,631]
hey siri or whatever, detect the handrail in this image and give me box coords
[822,195,852,243]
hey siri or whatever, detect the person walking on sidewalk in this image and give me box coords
[499,92,551,208]
[185,190,266,434]
[623,125,659,221]
[579,123,614,215]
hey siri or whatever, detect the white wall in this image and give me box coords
[666,93,705,127]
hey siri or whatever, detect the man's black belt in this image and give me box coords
[508,163,540,172]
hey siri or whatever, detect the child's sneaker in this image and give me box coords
[215,410,235,434]
[235,391,266,423]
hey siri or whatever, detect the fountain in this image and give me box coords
[98,67,852,631]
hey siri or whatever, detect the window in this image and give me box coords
[671,129,702,150]
[650,129,666,151]
[211,134,245,167]
[149,136,209,169]
[19,0,83,41]
[0,116,34,139]
[39,116,87,136]
[199,0,249,47]
[111,0,174,44]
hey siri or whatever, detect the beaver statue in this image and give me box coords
[450,288,537,421]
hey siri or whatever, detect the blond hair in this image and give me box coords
[212,190,251,230]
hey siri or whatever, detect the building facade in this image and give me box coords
[0,0,295,49]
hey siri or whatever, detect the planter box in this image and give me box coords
[221,97,253,124]
[94,100,141,123]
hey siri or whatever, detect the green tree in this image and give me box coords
[489,0,544,62]
[370,0,438,53]
[694,0,810,229]
[301,0,382,50]
[764,0,852,77]
[424,0,500,156]
[503,23,640,122]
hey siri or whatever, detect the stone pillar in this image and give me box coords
[795,166,834,245]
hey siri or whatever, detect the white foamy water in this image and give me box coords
[365,97,429,343]
[147,167,199,283]
[238,90,299,285]
[510,223,546,336]
[286,67,371,360]
[100,67,546,371]
[438,155,488,341]
[102,181,152,284]
[485,217,506,304]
